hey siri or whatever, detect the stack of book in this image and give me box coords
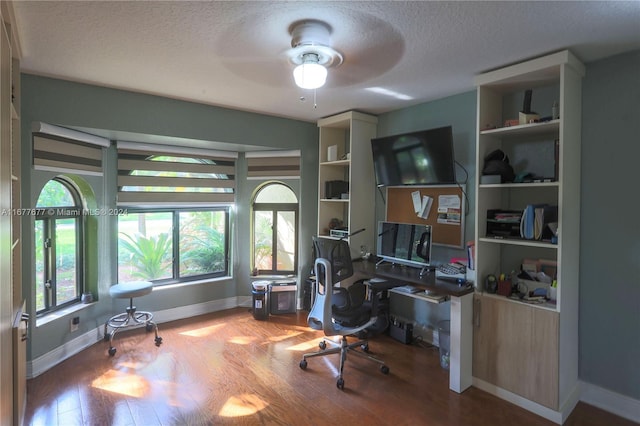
[520,204,558,241]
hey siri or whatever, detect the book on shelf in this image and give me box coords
[520,204,558,241]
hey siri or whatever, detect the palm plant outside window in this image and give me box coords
[117,209,229,284]
[117,153,231,284]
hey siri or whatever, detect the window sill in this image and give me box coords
[36,302,97,328]
[154,275,233,291]
[250,274,297,280]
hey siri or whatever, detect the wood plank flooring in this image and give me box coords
[24,307,634,426]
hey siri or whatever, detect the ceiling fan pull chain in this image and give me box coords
[314,88,318,109]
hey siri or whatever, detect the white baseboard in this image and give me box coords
[472,377,640,424]
[473,377,563,424]
[28,296,243,379]
[580,381,640,423]
[28,327,104,379]
[152,296,242,324]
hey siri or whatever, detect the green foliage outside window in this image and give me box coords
[119,232,172,280]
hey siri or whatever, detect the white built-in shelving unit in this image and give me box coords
[472,50,584,423]
[317,111,377,259]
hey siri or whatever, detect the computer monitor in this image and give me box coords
[376,221,432,274]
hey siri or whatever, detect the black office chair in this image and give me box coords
[299,237,389,389]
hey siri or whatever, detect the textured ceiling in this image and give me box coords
[12,1,640,124]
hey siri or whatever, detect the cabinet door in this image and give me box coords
[473,294,559,409]
[524,307,559,409]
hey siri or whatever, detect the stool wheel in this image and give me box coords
[155,336,163,346]
[146,323,154,332]
[108,347,116,357]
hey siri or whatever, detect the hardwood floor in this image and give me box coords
[24,307,634,426]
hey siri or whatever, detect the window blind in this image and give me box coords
[117,142,237,206]
[32,130,109,176]
[246,150,300,179]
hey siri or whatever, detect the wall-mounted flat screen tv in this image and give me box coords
[376,221,432,269]
[371,126,456,187]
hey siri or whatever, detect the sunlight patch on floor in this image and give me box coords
[285,337,325,351]
[319,356,339,376]
[180,323,225,337]
[228,335,257,345]
[115,359,147,369]
[267,330,303,342]
[218,393,269,417]
[289,324,316,332]
[91,369,150,398]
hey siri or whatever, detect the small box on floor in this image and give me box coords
[389,321,413,344]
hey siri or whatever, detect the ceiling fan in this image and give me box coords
[215,10,404,91]
[286,20,343,90]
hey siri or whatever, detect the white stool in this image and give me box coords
[104,281,162,356]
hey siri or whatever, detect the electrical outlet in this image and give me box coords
[70,316,80,332]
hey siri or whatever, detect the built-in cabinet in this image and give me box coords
[317,111,377,259]
[473,51,584,420]
[0,3,24,425]
[473,294,559,408]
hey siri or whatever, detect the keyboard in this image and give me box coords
[393,285,421,294]
[437,262,466,275]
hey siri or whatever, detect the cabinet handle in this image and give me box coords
[474,298,480,328]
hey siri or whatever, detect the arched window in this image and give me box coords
[34,178,84,314]
[252,182,298,275]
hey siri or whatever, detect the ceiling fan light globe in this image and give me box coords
[293,62,327,89]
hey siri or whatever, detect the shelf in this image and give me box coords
[320,198,348,203]
[320,159,350,167]
[317,234,348,241]
[390,288,448,304]
[479,181,559,189]
[317,111,377,259]
[480,120,559,138]
[476,291,558,312]
[479,236,558,249]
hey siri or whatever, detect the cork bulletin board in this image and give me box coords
[385,185,465,248]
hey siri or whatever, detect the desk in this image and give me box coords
[353,259,474,393]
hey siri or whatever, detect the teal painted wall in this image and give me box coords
[376,90,477,264]
[374,91,477,332]
[579,50,640,399]
[21,75,318,360]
